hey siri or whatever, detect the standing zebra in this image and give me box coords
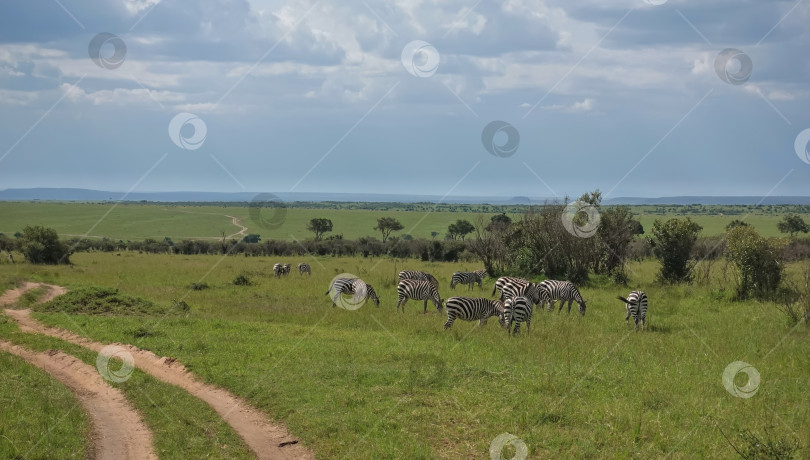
[298,263,312,276]
[326,278,380,308]
[491,276,528,299]
[398,270,440,289]
[502,296,533,335]
[396,279,443,313]
[618,291,648,331]
[273,263,283,278]
[450,271,484,290]
[443,297,504,330]
[538,280,587,315]
[282,263,291,276]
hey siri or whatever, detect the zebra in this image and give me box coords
[538,280,587,316]
[491,276,528,299]
[273,263,283,278]
[502,296,533,335]
[492,276,542,306]
[443,297,504,330]
[398,270,439,289]
[325,278,380,308]
[396,279,443,313]
[474,269,487,280]
[450,271,484,290]
[298,263,311,276]
[282,263,291,276]
[618,291,648,331]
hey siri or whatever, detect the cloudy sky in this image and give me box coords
[1,0,808,199]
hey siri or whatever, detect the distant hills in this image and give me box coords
[1,188,810,205]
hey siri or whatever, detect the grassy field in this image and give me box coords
[0,252,808,458]
[1,201,807,241]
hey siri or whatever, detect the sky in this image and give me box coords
[0,0,809,199]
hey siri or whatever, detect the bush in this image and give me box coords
[233,274,252,286]
[725,226,782,299]
[190,282,209,291]
[17,225,71,264]
[650,218,702,284]
[34,287,167,315]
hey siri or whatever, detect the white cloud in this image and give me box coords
[541,97,595,113]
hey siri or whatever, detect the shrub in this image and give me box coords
[190,282,209,291]
[650,218,702,283]
[233,274,252,286]
[34,287,166,315]
[17,225,71,264]
[725,226,782,299]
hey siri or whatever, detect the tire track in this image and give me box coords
[2,283,313,460]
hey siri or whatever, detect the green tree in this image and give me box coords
[447,219,475,240]
[726,226,782,299]
[726,219,749,231]
[596,206,641,276]
[777,214,809,237]
[650,218,702,283]
[306,218,333,241]
[242,234,261,243]
[17,225,71,264]
[374,217,403,243]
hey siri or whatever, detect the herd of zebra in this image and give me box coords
[322,268,650,334]
[273,262,311,277]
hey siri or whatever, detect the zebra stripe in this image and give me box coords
[618,291,648,331]
[326,278,380,307]
[538,280,587,315]
[443,297,504,330]
[503,296,533,335]
[298,263,312,276]
[492,276,541,306]
[398,270,439,289]
[491,276,528,299]
[396,279,443,313]
[450,271,484,290]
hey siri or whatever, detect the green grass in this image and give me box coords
[1,253,808,458]
[2,201,806,241]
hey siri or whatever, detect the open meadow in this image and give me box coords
[1,251,808,458]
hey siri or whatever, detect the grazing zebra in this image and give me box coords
[491,276,528,299]
[298,263,311,276]
[325,278,380,308]
[538,280,587,315]
[502,296,533,335]
[450,271,484,290]
[273,263,283,278]
[396,279,443,313]
[618,291,648,331]
[492,276,541,306]
[398,270,439,289]
[443,297,504,330]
